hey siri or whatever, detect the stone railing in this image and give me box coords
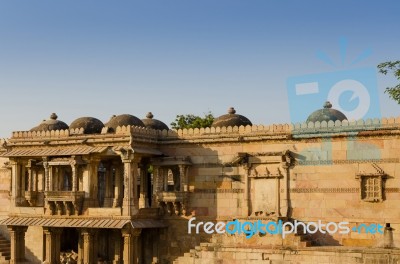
[157,191,187,203]
[157,191,188,216]
[44,191,85,216]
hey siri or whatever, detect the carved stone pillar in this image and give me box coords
[33,168,38,192]
[26,164,32,192]
[113,230,122,264]
[113,163,122,208]
[152,166,160,207]
[10,160,19,206]
[122,227,141,264]
[78,230,83,264]
[163,168,168,192]
[81,229,97,264]
[105,163,113,207]
[121,151,140,216]
[133,229,142,264]
[25,159,38,206]
[71,160,78,192]
[44,227,62,264]
[139,164,148,209]
[43,158,50,192]
[179,165,188,192]
[8,226,28,264]
[49,165,54,192]
[90,159,100,207]
[122,228,133,264]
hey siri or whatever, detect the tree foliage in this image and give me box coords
[170,112,214,130]
[378,60,400,104]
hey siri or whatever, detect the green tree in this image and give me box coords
[170,112,214,130]
[378,60,400,103]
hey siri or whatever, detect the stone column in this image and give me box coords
[105,163,112,207]
[122,228,141,264]
[8,226,28,264]
[71,160,78,192]
[26,160,38,206]
[178,165,188,192]
[90,159,100,207]
[122,228,133,264]
[44,227,62,264]
[33,168,38,192]
[81,229,97,264]
[43,158,50,192]
[26,164,32,192]
[139,164,147,209]
[151,166,160,207]
[133,229,142,264]
[163,168,168,192]
[78,230,83,264]
[113,230,122,264]
[113,163,122,208]
[121,152,140,216]
[49,166,55,192]
[10,160,19,206]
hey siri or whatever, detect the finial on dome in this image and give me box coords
[146,112,154,119]
[323,101,332,109]
[228,107,236,114]
[50,113,58,120]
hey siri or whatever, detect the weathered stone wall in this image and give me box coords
[160,133,400,261]
[173,244,400,264]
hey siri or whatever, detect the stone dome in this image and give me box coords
[30,113,69,132]
[211,107,252,128]
[141,112,169,130]
[306,101,348,123]
[104,114,145,132]
[69,117,104,134]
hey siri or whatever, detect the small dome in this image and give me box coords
[306,101,348,123]
[104,114,145,132]
[211,107,252,128]
[141,112,169,130]
[30,113,69,132]
[70,117,104,134]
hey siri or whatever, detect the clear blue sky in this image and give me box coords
[0,1,399,137]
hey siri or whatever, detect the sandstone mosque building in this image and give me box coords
[0,103,399,263]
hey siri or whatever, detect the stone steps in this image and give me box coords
[174,220,321,263]
[0,234,10,262]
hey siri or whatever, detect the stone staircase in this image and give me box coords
[173,226,317,264]
[0,234,10,263]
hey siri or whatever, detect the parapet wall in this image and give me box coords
[7,116,400,141]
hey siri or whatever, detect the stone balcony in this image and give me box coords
[44,191,85,216]
[157,191,188,216]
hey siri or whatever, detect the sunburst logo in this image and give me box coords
[287,37,380,123]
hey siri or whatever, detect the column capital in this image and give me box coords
[120,148,142,163]
[25,159,36,168]
[178,164,187,170]
[42,157,49,168]
[7,225,28,233]
[8,158,18,165]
